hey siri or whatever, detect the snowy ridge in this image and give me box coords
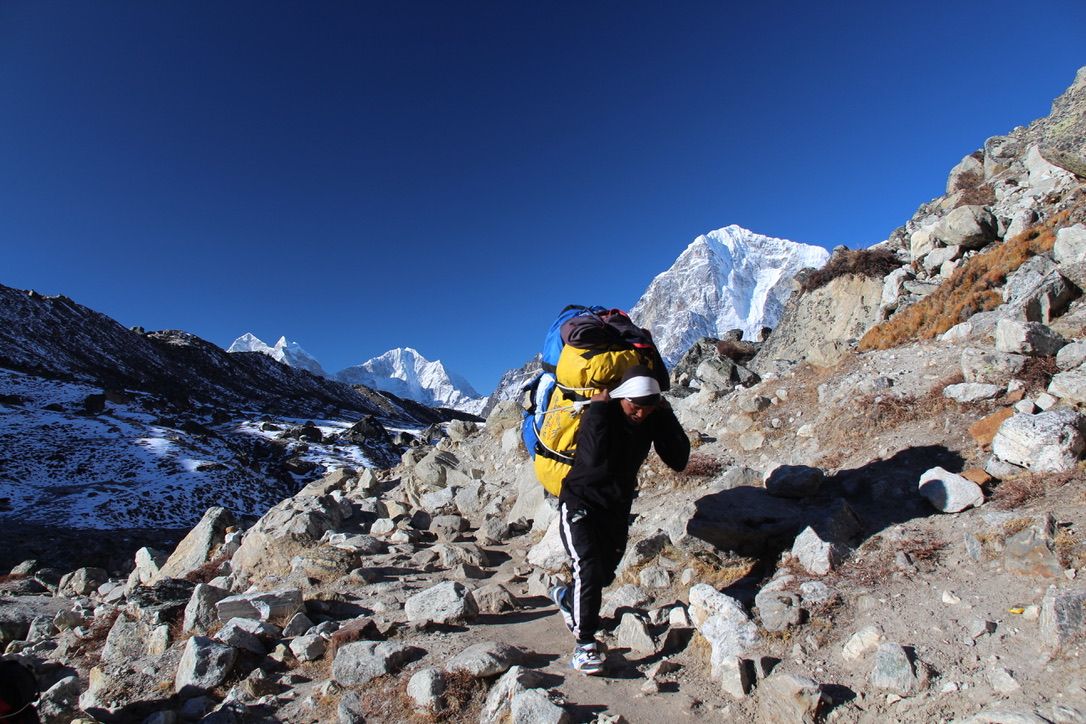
[336,347,487,416]
[631,225,830,365]
[228,333,327,377]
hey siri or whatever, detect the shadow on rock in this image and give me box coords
[673,445,965,575]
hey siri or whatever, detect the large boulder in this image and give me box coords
[931,205,996,249]
[154,507,235,583]
[752,273,884,372]
[992,409,1085,473]
[1039,67,1086,178]
[405,581,478,624]
[230,490,346,583]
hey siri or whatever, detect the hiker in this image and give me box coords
[0,660,39,723]
[549,365,689,674]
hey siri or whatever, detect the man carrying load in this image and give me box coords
[549,364,689,674]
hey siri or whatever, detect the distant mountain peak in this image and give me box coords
[226,332,326,377]
[336,346,486,415]
[631,225,830,365]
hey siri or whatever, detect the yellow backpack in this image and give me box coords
[521,306,668,496]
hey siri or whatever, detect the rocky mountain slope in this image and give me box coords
[2,67,1086,724]
[631,225,830,365]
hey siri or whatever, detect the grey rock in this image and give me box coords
[639,566,671,589]
[918,466,985,513]
[994,319,1067,356]
[155,507,235,583]
[473,583,518,614]
[755,588,804,631]
[214,618,266,654]
[932,205,996,249]
[1005,516,1063,579]
[215,588,303,623]
[510,689,570,724]
[133,547,169,585]
[869,642,928,696]
[1049,369,1086,405]
[792,526,846,575]
[924,244,962,271]
[58,567,107,596]
[331,640,425,685]
[479,666,545,724]
[961,348,1027,384]
[614,613,656,655]
[718,657,755,698]
[1056,341,1086,370]
[1054,225,1086,265]
[757,672,825,724]
[688,584,760,678]
[954,708,1052,724]
[407,667,445,710]
[445,641,525,678]
[36,675,81,724]
[175,636,238,693]
[992,408,1085,472]
[336,691,366,724]
[764,465,824,498]
[430,514,468,541]
[987,666,1022,695]
[289,634,327,662]
[617,531,670,574]
[944,383,1004,403]
[404,581,478,624]
[1039,585,1086,650]
[947,153,984,194]
[1002,256,1076,323]
[182,584,229,635]
[600,584,651,618]
[283,611,316,637]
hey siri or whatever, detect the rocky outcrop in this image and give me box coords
[751,272,884,373]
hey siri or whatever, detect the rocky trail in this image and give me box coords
[2,67,1086,724]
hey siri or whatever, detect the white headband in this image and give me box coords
[609,375,661,401]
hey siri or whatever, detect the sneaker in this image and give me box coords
[571,641,605,675]
[549,585,574,632]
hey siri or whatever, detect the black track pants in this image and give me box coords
[557,501,629,644]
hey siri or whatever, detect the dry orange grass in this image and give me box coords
[859,211,1071,351]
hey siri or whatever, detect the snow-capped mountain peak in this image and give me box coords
[226,332,326,377]
[335,347,486,416]
[630,225,830,365]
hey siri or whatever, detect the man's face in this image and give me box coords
[619,398,657,424]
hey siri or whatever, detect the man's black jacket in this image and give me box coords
[558,399,690,514]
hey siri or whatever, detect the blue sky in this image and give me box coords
[2,2,1084,394]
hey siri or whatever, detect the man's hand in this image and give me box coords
[592,390,610,402]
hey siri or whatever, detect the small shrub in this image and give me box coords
[682,453,725,478]
[800,248,902,294]
[1018,356,1059,392]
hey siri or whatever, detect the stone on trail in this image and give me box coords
[842,625,882,661]
[526,518,567,573]
[952,707,1052,724]
[444,641,525,678]
[404,581,479,624]
[1004,516,1064,579]
[688,584,760,678]
[756,672,825,724]
[992,408,1085,472]
[479,666,546,724]
[58,567,107,597]
[961,348,1027,385]
[600,584,652,618]
[473,583,519,614]
[332,641,425,685]
[214,618,266,654]
[614,612,656,655]
[1048,368,1086,406]
[917,466,985,513]
[755,588,804,632]
[175,636,238,694]
[407,667,445,711]
[282,611,316,637]
[510,688,570,724]
[1056,340,1086,370]
[791,526,846,575]
[943,383,1004,403]
[718,657,755,699]
[764,464,825,498]
[869,642,929,697]
[1039,585,1086,651]
[987,666,1021,694]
